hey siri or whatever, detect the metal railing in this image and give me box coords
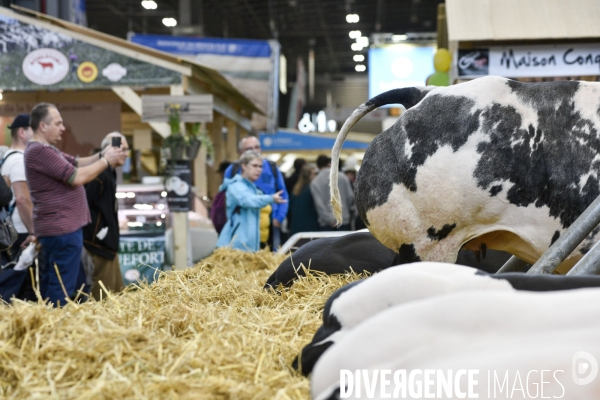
[497,194,600,275]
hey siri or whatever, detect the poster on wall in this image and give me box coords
[457,44,600,78]
[0,10,181,90]
[119,234,165,286]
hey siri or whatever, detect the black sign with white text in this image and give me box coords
[165,160,192,212]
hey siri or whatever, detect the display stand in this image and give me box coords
[142,93,213,270]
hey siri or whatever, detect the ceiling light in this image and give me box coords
[162,17,177,27]
[357,36,369,47]
[392,34,408,42]
[346,14,359,23]
[353,54,365,62]
[351,43,363,51]
[349,30,361,39]
[355,64,366,72]
[141,0,157,9]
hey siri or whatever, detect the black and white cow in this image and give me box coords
[264,232,397,289]
[330,76,600,273]
[311,289,600,400]
[265,231,514,289]
[295,262,600,376]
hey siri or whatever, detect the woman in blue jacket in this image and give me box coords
[216,151,286,252]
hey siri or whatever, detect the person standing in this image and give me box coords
[83,132,128,300]
[217,150,286,252]
[289,164,320,235]
[1,114,35,262]
[223,136,288,250]
[310,155,355,231]
[24,102,123,306]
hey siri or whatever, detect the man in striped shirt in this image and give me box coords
[24,103,124,307]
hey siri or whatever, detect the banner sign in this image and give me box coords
[260,130,369,151]
[119,234,165,285]
[69,0,87,26]
[0,13,181,90]
[457,44,600,78]
[130,34,279,132]
[165,160,193,212]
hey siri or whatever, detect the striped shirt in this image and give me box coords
[24,141,91,237]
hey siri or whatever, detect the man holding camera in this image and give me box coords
[83,132,128,300]
[24,103,124,307]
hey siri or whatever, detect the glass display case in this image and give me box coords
[116,182,218,268]
[116,183,169,235]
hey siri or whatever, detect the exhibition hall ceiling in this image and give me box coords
[86,0,442,78]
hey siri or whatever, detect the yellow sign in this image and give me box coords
[77,61,98,83]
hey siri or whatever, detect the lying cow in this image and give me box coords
[295,262,600,376]
[311,288,600,399]
[265,231,513,289]
[330,76,600,273]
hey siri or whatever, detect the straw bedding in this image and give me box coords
[0,248,365,399]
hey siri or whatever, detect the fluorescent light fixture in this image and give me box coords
[346,14,359,23]
[162,17,177,27]
[355,64,366,72]
[141,0,157,9]
[126,192,136,198]
[115,192,126,198]
[357,36,369,47]
[353,54,365,62]
[351,43,363,51]
[127,222,144,227]
[349,30,361,39]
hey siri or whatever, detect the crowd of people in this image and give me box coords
[0,103,128,307]
[214,136,361,253]
[0,111,362,305]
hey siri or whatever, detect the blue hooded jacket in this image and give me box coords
[224,158,288,223]
[216,174,275,252]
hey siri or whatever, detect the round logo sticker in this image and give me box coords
[77,61,98,83]
[22,48,69,85]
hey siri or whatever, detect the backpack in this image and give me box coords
[0,151,20,215]
[211,160,279,234]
